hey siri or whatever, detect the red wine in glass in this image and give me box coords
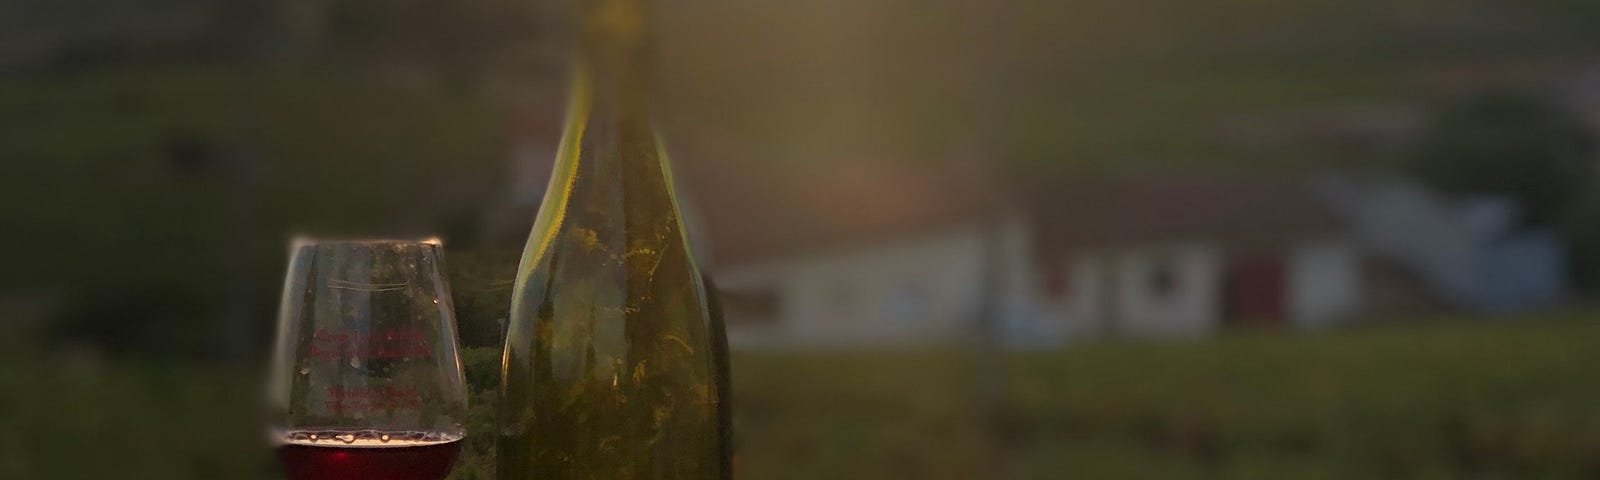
[276,430,463,480]
[269,240,469,480]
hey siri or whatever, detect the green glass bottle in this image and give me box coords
[496,0,729,478]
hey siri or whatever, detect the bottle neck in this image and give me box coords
[574,0,655,119]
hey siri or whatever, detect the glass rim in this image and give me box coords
[290,235,444,249]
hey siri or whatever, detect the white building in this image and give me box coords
[697,164,1368,349]
[694,157,1033,348]
[716,216,1034,348]
[1030,174,1364,340]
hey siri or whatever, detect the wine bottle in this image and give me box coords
[497,0,729,478]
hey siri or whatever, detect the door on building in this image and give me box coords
[1224,254,1287,327]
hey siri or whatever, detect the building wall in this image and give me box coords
[717,218,1031,348]
[1114,245,1224,337]
[1038,243,1224,339]
[1041,240,1365,338]
[1287,239,1364,329]
[724,227,1365,347]
[1043,254,1109,340]
[1479,231,1567,312]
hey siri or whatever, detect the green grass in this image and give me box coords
[0,355,274,479]
[6,311,1598,479]
[1004,317,1600,479]
[725,313,1600,479]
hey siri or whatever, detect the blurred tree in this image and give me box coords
[45,285,219,360]
[1408,90,1600,292]
[1408,91,1595,227]
[1564,193,1600,292]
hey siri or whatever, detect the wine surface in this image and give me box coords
[277,430,463,480]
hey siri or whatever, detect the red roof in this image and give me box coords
[1030,171,1345,257]
[675,142,1342,266]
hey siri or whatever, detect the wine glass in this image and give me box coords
[267,237,469,480]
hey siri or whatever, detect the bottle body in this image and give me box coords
[496,60,727,480]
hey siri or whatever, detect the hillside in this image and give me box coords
[654,0,1600,169]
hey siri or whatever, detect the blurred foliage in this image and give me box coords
[461,347,503,396]
[1409,90,1595,227]
[318,0,554,89]
[451,347,504,480]
[961,0,1600,173]
[8,312,1600,479]
[0,65,505,358]
[43,285,217,360]
[720,314,1600,479]
[1405,90,1600,293]
[1,0,552,84]
[1003,316,1600,479]
[0,65,504,279]
[0,353,274,479]
[446,250,520,348]
[1566,194,1600,291]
